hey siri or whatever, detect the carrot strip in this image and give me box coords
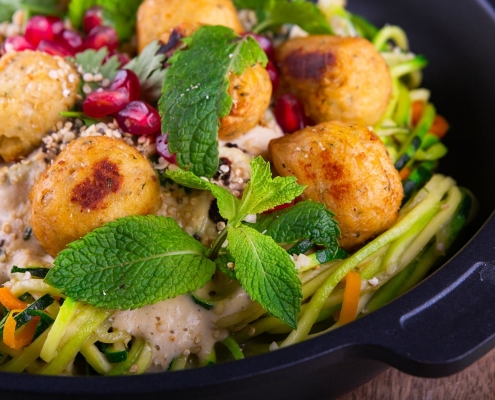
[0,287,28,310]
[399,166,411,181]
[411,100,424,126]
[429,114,449,138]
[3,310,40,350]
[338,271,361,325]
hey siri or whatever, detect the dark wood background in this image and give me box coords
[339,347,495,399]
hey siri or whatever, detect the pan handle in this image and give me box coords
[351,212,495,377]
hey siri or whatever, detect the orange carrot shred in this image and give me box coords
[411,100,425,126]
[339,271,361,325]
[399,167,411,181]
[3,310,39,350]
[0,287,28,310]
[429,114,449,138]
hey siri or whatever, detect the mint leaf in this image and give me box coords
[215,252,237,280]
[68,0,143,41]
[228,225,301,329]
[159,25,267,178]
[248,200,341,253]
[165,168,240,221]
[124,41,167,103]
[240,156,305,216]
[234,0,332,35]
[45,215,216,310]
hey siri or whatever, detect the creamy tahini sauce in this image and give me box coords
[111,295,224,369]
[0,150,54,283]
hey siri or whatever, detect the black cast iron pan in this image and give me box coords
[2,0,495,398]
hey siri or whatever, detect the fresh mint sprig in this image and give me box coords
[45,216,216,310]
[45,158,340,329]
[159,25,268,178]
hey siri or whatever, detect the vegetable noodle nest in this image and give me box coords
[0,0,475,376]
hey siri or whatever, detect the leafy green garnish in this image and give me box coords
[68,0,143,41]
[234,0,332,34]
[46,158,322,328]
[73,47,120,92]
[45,216,216,310]
[247,200,341,252]
[124,40,167,103]
[0,0,62,22]
[159,25,268,178]
[228,225,301,329]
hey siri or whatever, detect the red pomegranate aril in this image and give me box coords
[37,40,74,57]
[242,32,275,61]
[109,69,141,102]
[1,36,34,54]
[83,26,118,52]
[83,6,104,33]
[156,134,177,164]
[266,60,279,93]
[56,29,83,53]
[24,16,64,47]
[83,90,128,118]
[274,94,308,134]
[115,101,161,136]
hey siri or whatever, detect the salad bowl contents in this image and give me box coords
[0,0,494,398]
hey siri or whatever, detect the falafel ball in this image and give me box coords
[30,136,162,257]
[218,63,272,140]
[269,121,403,250]
[0,50,79,162]
[276,35,392,127]
[137,0,244,52]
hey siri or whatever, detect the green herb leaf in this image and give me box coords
[240,156,305,216]
[73,48,120,93]
[227,224,301,329]
[234,0,332,35]
[0,0,63,22]
[124,40,167,103]
[248,200,341,253]
[68,0,143,41]
[215,252,237,280]
[45,216,216,310]
[159,25,267,178]
[165,167,240,221]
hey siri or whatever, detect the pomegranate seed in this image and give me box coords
[55,29,83,53]
[37,40,74,57]
[1,36,34,54]
[109,69,141,101]
[83,26,118,52]
[156,134,177,164]
[242,32,275,61]
[266,60,279,92]
[83,6,104,34]
[274,94,308,134]
[115,101,161,136]
[83,90,128,118]
[24,16,64,47]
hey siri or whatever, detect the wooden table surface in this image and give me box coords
[339,347,495,399]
